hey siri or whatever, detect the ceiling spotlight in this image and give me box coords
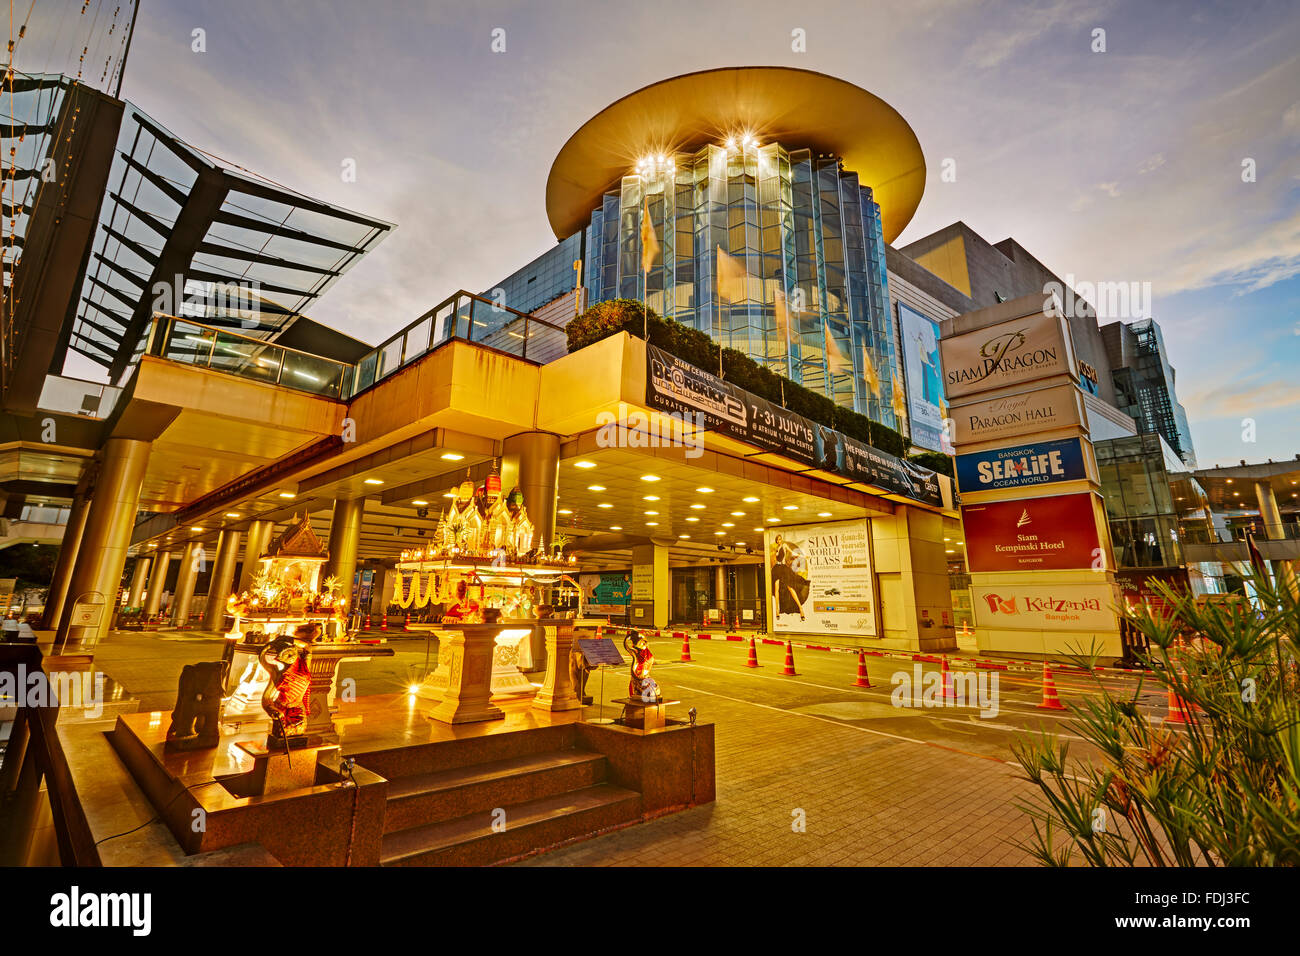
[686,517,700,523]
[642,495,660,501]
[364,478,384,485]
[645,510,660,516]
[189,526,204,532]
[278,492,296,499]
[413,500,429,506]
[598,503,613,509]
[558,509,573,515]
[574,460,597,469]
[225,512,241,518]
[697,486,714,493]
[721,522,735,528]
[731,511,745,517]
[587,484,606,492]
[440,452,464,461]
[743,496,760,503]
[610,525,623,531]
[783,505,798,511]
[640,474,661,482]
[818,512,832,518]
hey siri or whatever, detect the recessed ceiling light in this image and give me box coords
[690,503,706,510]
[440,452,464,461]
[610,525,622,531]
[686,517,700,523]
[678,534,690,539]
[598,503,613,509]
[735,542,746,547]
[278,492,296,499]
[646,521,659,526]
[640,474,661,482]
[587,484,606,491]
[731,511,745,517]
[697,486,714,493]
[753,527,764,532]
[818,512,832,518]
[225,512,241,518]
[642,495,660,501]
[443,492,455,498]
[722,522,735,528]
[743,496,760,503]
[412,500,429,506]
[946,549,955,554]
[783,505,797,511]
[645,510,659,516]
[189,526,204,532]
[574,460,597,469]
[714,531,726,536]
[558,509,573,515]
[766,518,780,523]
[364,478,384,485]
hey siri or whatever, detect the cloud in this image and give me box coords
[1185,374,1300,420]
[1138,153,1166,174]
[1096,182,1121,198]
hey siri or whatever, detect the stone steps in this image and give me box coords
[380,782,642,866]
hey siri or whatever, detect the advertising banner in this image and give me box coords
[939,310,1077,400]
[579,572,631,616]
[971,582,1120,631]
[646,344,942,506]
[951,382,1087,446]
[1115,568,1190,617]
[897,303,951,453]
[961,492,1102,572]
[955,437,1088,493]
[766,520,876,637]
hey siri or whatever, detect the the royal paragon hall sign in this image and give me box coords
[645,344,942,506]
[951,382,1087,445]
[939,312,1078,400]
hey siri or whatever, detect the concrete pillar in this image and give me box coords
[143,551,172,618]
[501,432,560,555]
[41,493,90,630]
[171,541,201,627]
[630,543,669,630]
[202,529,241,631]
[326,498,366,606]
[1255,481,1285,540]
[237,520,274,593]
[714,565,727,620]
[126,557,151,608]
[55,437,152,649]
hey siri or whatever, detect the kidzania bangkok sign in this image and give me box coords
[971,583,1118,630]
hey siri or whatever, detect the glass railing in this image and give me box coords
[1180,523,1300,545]
[146,315,354,399]
[349,290,568,395]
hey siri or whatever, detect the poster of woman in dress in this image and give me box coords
[770,535,811,623]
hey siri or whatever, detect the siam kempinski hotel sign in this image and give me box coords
[939,311,1077,400]
[951,383,1088,445]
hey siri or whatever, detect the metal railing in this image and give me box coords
[147,314,355,399]
[349,290,569,395]
[1180,522,1300,545]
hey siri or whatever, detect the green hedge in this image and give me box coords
[908,451,954,479]
[568,299,910,457]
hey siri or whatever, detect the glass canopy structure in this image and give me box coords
[68,103,393,384]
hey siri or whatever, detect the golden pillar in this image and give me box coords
[55,438,152,650]
[202,529,241,631]
[142,551,172,618]
[237,519,274,593]
[41,493,90,630]
[126,556,151,608]
[326,498,366,606]
[170,541,202,627]
[501,432,559,553]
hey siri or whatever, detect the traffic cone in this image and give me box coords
[942,655,956,701]
[1037,662,1067,711]
[1165,685,1192,724]
[403,613,411,631]
[680,632,692,662]
[780,641,798,676]
[380,613,388,631]
[854,650,872,688]
[745,636,759,668]
[364,611,371,630]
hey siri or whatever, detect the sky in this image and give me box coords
[21,0,1300,468]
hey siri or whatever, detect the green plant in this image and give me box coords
[908,451,954,479]
[1012,572,1300,866]
[566,300,909,456]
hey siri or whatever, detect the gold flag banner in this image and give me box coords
[824,324,851,377]
[641,196,660,274]
[861,345,881,397]
[774,287,790,340]
[716,245,748,304]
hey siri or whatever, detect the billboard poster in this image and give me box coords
[955,437,1088,493]
[939,310,1078,400]
[897,302,951,453]
[971,583,1119,631]
[961,492,1102,572]
[766,520,876,637]
[951,382,1087,446]
[1115,568,1190,616]
[646,344,942,506]
[579,572,631,616]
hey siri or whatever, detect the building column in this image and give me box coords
[142,551,172,618]
[501,432,560,555]
[714,565,727,622]
[1255,480,1285,540]
[170,541,201,627]
[202,529,241,631]
[326,498,366,607]
[630,543,669,630]
[41,493,90,630]
[237,519,274,593]
[55,438,152,650]
[126,556,151,608]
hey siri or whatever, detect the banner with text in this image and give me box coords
[939,310,1078,400]
[951,382,1088,446]
[971,582,1120,631]
[955,437,1088,494]
[646,343,942,506]
[766,520,876,637]
[962,492,1102,572]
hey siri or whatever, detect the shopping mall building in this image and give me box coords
[5,64,1294,663]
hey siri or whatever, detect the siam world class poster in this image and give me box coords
[766,520,877,638]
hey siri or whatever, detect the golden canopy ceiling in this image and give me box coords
[545,66,926,244]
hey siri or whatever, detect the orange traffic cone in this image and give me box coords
[854,650,872,688]
[403,613,411,631]
[1165,685,1192,724]
[781,641,798,676]
[680,632,692,662]
[745,636,759,668]
[1037,662,1067,710]
[380,613,388,631]
[941,655,956,701]
[364,611,371,630]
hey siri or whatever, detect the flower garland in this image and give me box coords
[392,571,436,609]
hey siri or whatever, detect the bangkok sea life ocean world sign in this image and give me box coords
[955,437,1088,493]
[645,343,942,507]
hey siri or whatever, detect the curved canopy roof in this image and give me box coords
[545,66,926,243]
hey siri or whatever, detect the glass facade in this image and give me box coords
[482,231,583,315]
[1107,318,1197,468]
[581,142,899,427]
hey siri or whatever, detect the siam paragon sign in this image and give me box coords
[939,312,1078,400]
[645,344,942,506]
